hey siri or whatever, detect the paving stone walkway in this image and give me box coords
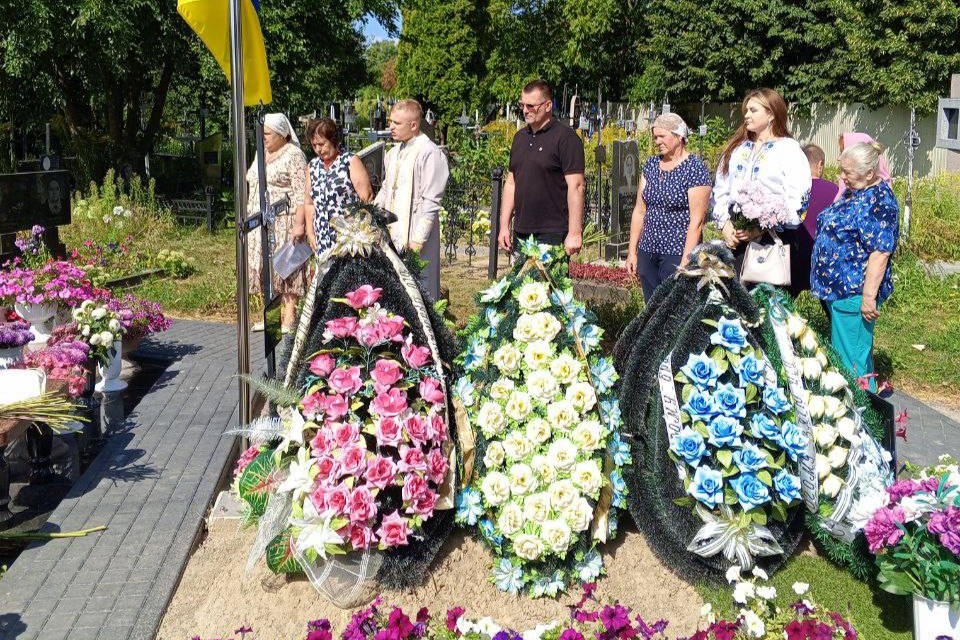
[0,321,263,640]
[0,320,957,640]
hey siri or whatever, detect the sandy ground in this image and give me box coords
[158,520,703,640]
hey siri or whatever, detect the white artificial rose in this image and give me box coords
[523,492,552,523]
[821,370,849,394]
[530,455,557,484]
[497,502,525,536]
[490,378,515,400]
[477,402,507,437]
[483,442,506,469]
[527,370,559,401]
[505,391,533,421]
[512,533,545,561]
[493,344,522,375]
[524,340,554,370]
[540,518,572,555]
[509,463,538,496]
[799,357,823,381]
[525,418,552,445]
[548,480,578,511]
[108,318,121,332]
[481,472,511,506]
[100,331,114,345]
[786,314,808,339]
[813,423,838,449]
[512,315,539,343]
[517,282,550,313]
[823,395,848,420]
[821,474,844,498]
[547,438,577,471]
[816,454,831,480]
[828,445,848,469]
[550,353,583,385]
[71,308,84,321]
[533,312,562,342]
[807,395,827,420]
[546,400,577,431]
[91,307,107,320]
[814,349,829,367]
[565,497,593,532]
[799,327,818,352]
[89,333,102,346]
[502,430,533,461]
[571,420,605,452]
[81,325,91,337]
[835,416,859,442]
[565,382,597,413]
[81,299,94,311]
[571,460,603,496]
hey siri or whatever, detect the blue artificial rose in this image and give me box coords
[610,469,628,509]
[730,472,771,510]
[683,389,720,422]
[609,431,632,466]
[779,420,809,462]
[733,442,768,473]
[454,377,476,408]
[763,386,792,415]
[710,317,747,353]
[670,427,707,466]
[774,469,801,503]
[714,382,747,418]
[707,415,743,448]
[689,466,724,509]
[750,413,781,441]
[456,487,484,525]
[735,354,767,387]
[680,352,720,390]
[591,358,618,394]
[480,517,504,546]
[463,338,489,372]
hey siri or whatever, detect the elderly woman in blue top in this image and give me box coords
[811,142,899,391]
[625,113,712,302]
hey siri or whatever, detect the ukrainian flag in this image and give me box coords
[177,0,272,105]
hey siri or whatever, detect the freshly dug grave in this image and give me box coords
[158,520,704,639]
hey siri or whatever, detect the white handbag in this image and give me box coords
[740,229,791,286]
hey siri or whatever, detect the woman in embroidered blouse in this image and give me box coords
[301,117,373,256]
[625,113,712,302]
[711,88,811,259]
[246,113,309,333]
[811,142,899,392]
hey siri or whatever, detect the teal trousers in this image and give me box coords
[829,295,877,392]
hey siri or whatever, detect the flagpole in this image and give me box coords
[229,0,252,426]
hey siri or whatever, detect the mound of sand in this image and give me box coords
[158,520,703,640]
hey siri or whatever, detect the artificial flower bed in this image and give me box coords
[454,238,627,597]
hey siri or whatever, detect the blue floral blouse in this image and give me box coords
[810,182,900,304]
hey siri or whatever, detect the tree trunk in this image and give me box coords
[140,61,175,156]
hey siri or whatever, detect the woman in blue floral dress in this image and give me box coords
[811,142,899,391]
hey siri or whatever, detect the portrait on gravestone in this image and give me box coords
[47,179,62,216]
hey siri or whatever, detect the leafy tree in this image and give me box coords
[365,39,398,92]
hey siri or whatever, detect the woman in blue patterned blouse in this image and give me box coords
[811,142,899,391]
[624,113,712,302]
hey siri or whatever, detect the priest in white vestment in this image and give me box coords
[374,99,449,301]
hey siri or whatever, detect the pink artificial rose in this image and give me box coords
[325,484,351,515]
[426,447,448,485]
[310,429,336,457]
[348,523,376,550]
[402,473,428,504]
[376,510,412,547]
[345,285,383,309]
[887,479,920,503]
[233,445,261,479]
[429,412,448,442]
[864,506,906,553]
[348,485,378,523]
[376,416,404,448]
[375,316,406,343]
[325,316,359,340]
[418,377,445,405]
[309,487,328,513]
[325,394,349,420]
[309,354,336,377]
[365,456,397,490]
[339,446,368,476]
[398,445,427,474]
[404,415,430,446]
[412,489,438,518]
[301,392,325,419]
[372,388,408,416]
[371,359,404,389]
[334,422,361,449]
[315,456,341,482]
[401,339,431,369]
[328,366,363,396]
[356,325,383,348]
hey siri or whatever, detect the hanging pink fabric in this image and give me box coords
[833,132,893,201]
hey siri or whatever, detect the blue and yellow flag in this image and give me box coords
[177,0,272,105]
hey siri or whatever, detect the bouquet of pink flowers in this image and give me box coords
[731,181,791,231]
[0,259,93,306]
[21,339,91,397]
[236,284,451,566]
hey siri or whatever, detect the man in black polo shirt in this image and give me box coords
[497,79,586,256]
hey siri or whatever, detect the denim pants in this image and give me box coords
[829,295,877,391]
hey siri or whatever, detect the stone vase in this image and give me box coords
[95,340,127,393]
[913,594,960,640]
[13,301,58,344]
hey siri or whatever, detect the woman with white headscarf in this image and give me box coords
[246,112,309,332]
[625,112,712,302]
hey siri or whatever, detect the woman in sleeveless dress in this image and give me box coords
[301,117,373,255]
[246,113,309,332]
